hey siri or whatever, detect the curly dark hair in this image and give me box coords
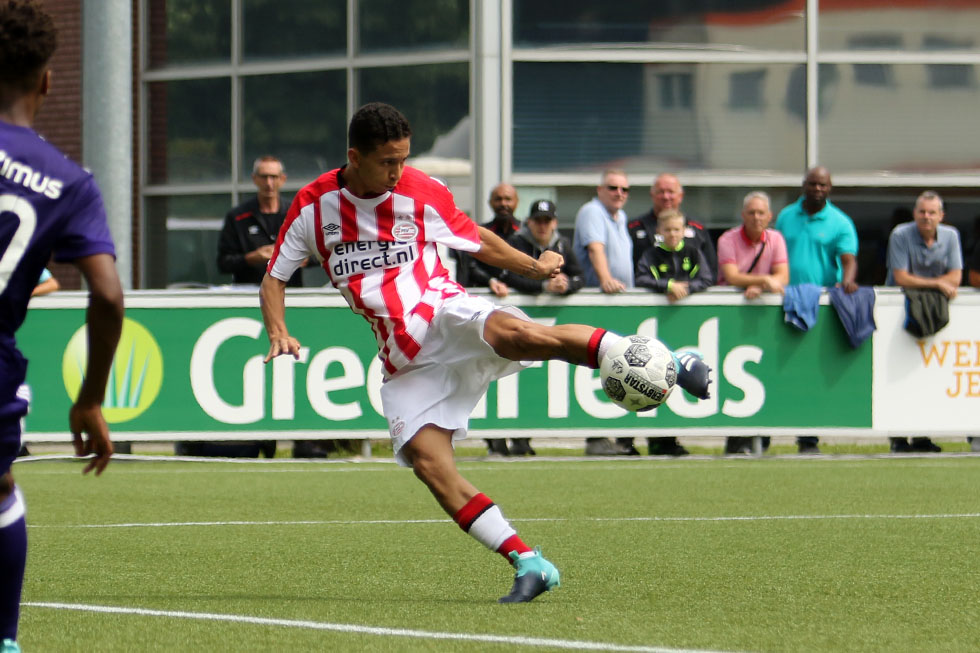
[0,0,58,107]
[348,102,412,154]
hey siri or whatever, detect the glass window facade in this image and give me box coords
[140,0,980,288]
[513,62,805,175]
[242,0,346,61]
[241,71,348,182]
[142,1,470,288]
[513,0,806,50]
[358,0,468,53]
[147,0,230,68]
[147,79,231,185]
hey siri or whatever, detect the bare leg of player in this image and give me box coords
[482,311,601,366]
[400,425,560,603]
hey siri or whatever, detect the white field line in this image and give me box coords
[14,453,980,476]
[27,512,980,530]
[22,601,734,653]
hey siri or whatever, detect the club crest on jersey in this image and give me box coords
[392,215,419,242]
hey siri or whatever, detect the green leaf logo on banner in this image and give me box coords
[61,317,164,423]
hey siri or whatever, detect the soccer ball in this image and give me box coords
[599,335,677,412]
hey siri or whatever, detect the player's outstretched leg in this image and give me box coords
[672,350,712,399]
[498,548,561,603]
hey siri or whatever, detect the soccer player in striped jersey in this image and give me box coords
[261,102,710,603]
[0,3,124,649]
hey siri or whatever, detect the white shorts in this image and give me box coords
[381,293,530,466]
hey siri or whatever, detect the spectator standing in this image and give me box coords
[885,191,962,453]
[217,156,302,287]
[634,209,712,456]
[457,183,519,299]
[261,102,713,602]
[501,199,584,296]
[629,173,718,281]
[457,183,520,455]
[573,171,635,455]
[574,170,634,293]
[775,166,859,454]
[493,199,584,456]
[971,235,980,288]
[716,191,789,454]
[717,192,789,297]
[0,2,125,648]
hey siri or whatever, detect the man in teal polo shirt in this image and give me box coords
[775,166,859,454]
[776,166,858,291]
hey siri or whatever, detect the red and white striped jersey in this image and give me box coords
[268,166,481,377]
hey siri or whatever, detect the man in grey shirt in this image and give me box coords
[886,190,962,453]
[573,169,634,292]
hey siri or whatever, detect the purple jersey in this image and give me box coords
[0,120,115,426]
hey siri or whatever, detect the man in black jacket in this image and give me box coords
[501,199,584,296]
[217,156,302,287]
[629,173,717,281]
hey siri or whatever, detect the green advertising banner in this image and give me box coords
[18,290,871,440]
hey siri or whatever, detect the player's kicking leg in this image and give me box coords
[400,426,559,603]
[483,312,712,399]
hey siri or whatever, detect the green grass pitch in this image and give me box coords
[11,454,980,652]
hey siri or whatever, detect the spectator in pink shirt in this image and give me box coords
[717,191,789,299]
[716,191,789,455]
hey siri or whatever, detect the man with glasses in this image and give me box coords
[217,155,303,287]
[573,170,634,293]
[573,170,636,455]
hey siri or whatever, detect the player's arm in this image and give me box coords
[70,253,124,476]
[471,225,562,280]
[260,273,301,361]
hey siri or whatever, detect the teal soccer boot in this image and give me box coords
[498,548,560,603]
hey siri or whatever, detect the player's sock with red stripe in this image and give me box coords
[586,329,621,369]
[0,486,27,642]
[453,493,531,562]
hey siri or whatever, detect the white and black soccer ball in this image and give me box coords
[599,335,677,412]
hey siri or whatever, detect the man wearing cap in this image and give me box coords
[501,199,584,296]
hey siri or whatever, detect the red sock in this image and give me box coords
[497,534,532,562]
[587,328,607,369]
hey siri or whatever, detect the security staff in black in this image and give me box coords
[217,156,303,286]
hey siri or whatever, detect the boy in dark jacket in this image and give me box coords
[501,200,584,296]
[635,209,712,456]
[636,209,712,302]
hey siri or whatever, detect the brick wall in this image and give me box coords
[35,0,83,288]
[32,0,141,289]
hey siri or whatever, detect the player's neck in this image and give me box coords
[342,167,384,199]
[0,100,38,128]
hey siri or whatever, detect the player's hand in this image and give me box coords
[600,278,626,293]
[533,251,564,279]
[489,278,510,298]
[838,280,859,294]
[265,335,302,362]
[744,285,763,300]
[68,402,113,476]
